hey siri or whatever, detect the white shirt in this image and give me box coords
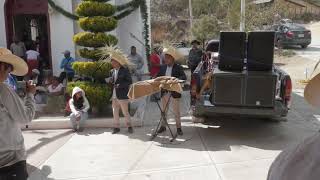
[26,50,40,60]
[165,66,173,77]
[48,83,63,93]
[112,69,119,99]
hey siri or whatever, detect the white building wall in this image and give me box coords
[0,0,150,74]
[0,0,7,48]
[116,0,148,73]
[49,0,76,76]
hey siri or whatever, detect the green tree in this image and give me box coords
[74,0,118,61]
[192,15,220,44]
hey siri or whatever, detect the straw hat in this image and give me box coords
[304,73,320,108]
[99,45,133,67]
[163,46,183,61]
[0,48,28,76]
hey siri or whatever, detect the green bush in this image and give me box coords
[79,16,117,32]
[72,61,112,80]
[73,32,118,48]
[79,48,101,61]
[76,1,115,17]
[67,81,112,109]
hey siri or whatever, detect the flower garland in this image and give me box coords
[48,0,79,20]
[48,0,150,61]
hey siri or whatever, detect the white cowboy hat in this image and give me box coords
[0,48,28,76]
[163,46,183,61]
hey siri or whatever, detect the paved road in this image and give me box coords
[293,22,320,61]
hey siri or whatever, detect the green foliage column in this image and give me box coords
[73,0,118,61]
[71,0,119,111]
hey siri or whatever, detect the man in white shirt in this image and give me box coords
[10,37,26,59]
[156,47,187,136]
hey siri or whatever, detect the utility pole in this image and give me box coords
[240,0,245,31]
[189,0,193,38]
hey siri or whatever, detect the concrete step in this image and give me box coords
[22,117,143,130]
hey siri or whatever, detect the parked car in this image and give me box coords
[271,23,311,48]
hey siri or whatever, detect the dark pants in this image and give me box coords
[0,161,28,180]
[190,65,198,74]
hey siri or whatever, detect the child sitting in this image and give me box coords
[69,87,90,132]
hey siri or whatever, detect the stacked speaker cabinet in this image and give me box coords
[218,32,246,71]
[244,71,277,107]
[212,69,246,106]
[247,31,275,71]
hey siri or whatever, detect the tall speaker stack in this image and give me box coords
[247,31,275,71]
[218,32,246,72]
[212,31,278,107]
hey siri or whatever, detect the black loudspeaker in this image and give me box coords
[247,31,275,71]
[218,32,246,71]
[212,69,245,106]
[244,71,277,107]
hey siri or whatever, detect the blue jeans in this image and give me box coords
[70,112,88,130]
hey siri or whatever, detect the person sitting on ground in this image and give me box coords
[47,76,64,96]
[25,45,40,77]
[69,87,90,132]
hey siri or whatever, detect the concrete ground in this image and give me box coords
[23,22,320,180]
[23,89,320,180]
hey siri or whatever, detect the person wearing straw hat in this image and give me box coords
[156,46,187,136]
[0,48,36,179]
[102,46,134,134]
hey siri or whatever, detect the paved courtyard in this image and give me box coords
[23,90,320,180]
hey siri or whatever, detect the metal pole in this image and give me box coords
[189,0,193,37]
[240,0,245,31]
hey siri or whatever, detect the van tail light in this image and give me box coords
[285,77,292,108]
[286,31,294,38]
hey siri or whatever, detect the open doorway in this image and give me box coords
[5,0,52,70]
[13,15,50,68]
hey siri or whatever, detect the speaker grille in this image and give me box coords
[245,72,277,107]
[213,70,245,106]
[247,31,275,71]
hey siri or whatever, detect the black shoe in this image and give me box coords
[112,128,120,134]
[177,128,183,136]
[157,126,166,134]
[128,127,134,134]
